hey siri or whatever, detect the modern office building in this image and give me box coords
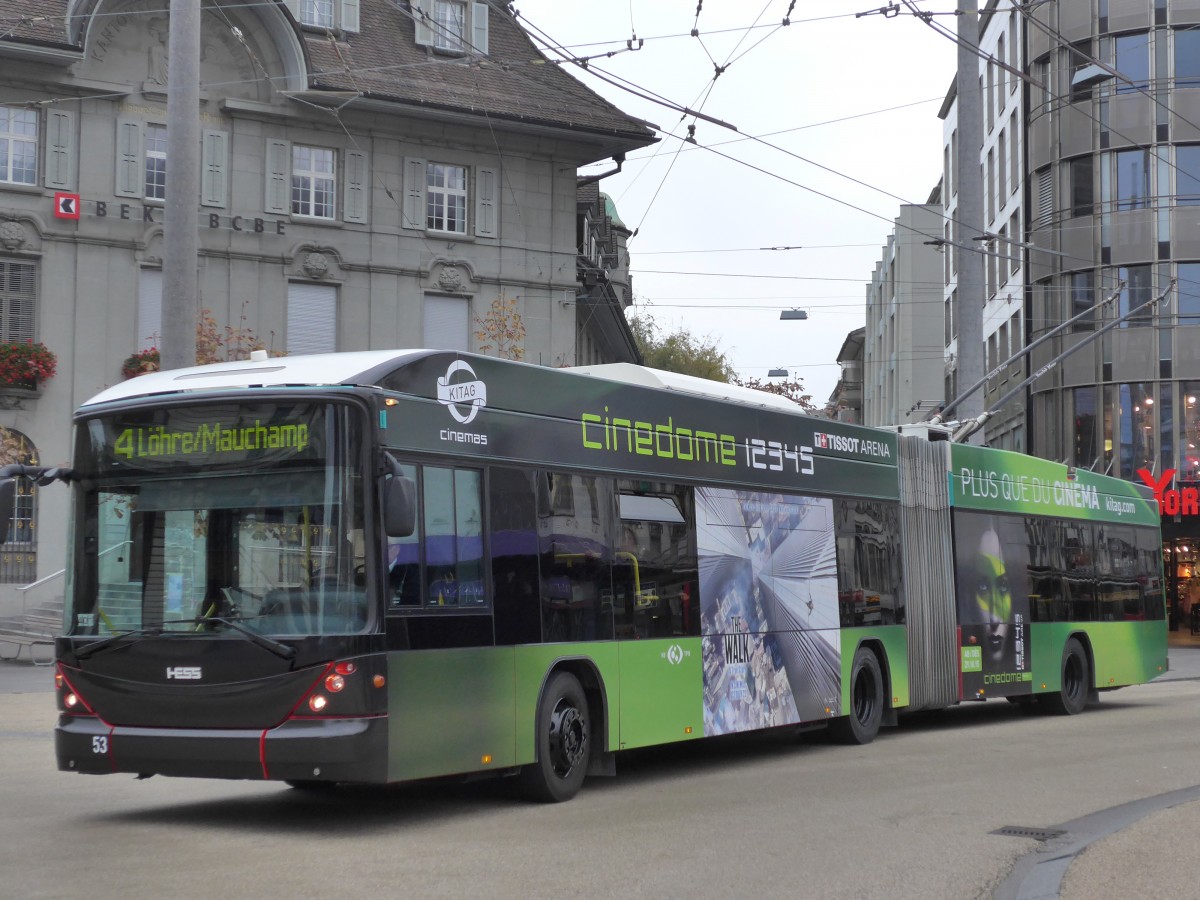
[0,0,655,615]
[1021,0,1200,626]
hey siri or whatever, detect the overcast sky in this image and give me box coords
[511,0,959,401]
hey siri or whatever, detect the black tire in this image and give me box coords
[1039,637,1090,716]
[519,671,591,803]
[830,647,884,745]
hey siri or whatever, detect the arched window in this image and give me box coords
[0,427,38,583]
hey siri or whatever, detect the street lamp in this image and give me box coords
[780,309,808,321]
[767,368,789,378]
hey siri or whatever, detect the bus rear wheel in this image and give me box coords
[830,647,884,745]
[1039,637,1090,716]
[520,671,591,803]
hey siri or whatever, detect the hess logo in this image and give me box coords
[166,666,202,680]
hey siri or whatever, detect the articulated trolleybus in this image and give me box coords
[16,350,1166,802]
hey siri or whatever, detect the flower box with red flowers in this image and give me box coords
[121,348,160,379]
[0,341,56,390]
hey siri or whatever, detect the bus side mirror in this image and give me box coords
[0,478,14,545]
[385,474,417,538]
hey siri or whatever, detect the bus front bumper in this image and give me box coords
[55,714,388,783]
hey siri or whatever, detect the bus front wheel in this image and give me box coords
[520,671,591,803]
[1039,637,1090,716]
[830,647,884,745]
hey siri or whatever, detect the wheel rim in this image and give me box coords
[547,698,587,778]
[852,667,877,725]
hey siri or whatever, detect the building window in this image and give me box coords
[414,0,487,54]
[0,259,35,343]
[295,0,358,31]
[423,294,468,351]
[138,268,162,351]
[1113,149,1150,211]
[1182,386,1200,480]
[1177,146,1200,204]
[426,162,467,233]
[1178,263,1200,324]
[1119,383,1155,478]
[301,0,334,27]
[433,0,467,51]
[0,428,38,584]
[1071,271,1095,331]
[997,35,1006,110]
[287,282,336,354]
[1115,265,1154,326]
[1070,155,1094,217]
[0,107,37,186]
[1068,41,1094,102]
[1009,211,1021,272]
[1073,387,1099,470]
[1177,28,1200,88]
[998,130,1007,202]
[1113,32,1150,94]
[144,124,167,200]
[292,146,336,219]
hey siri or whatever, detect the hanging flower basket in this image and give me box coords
[0,341,56,389]
[121,348,160,379]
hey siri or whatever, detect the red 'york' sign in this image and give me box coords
[1137,469,1200,516]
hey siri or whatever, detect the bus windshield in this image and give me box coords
[67,400,367,638]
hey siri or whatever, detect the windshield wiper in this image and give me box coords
[204,616,298,661]
[75,621,195,660]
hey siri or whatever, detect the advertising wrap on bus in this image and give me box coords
[948,445,1163,699]
[948,444,1159,526]
[378,353,901,500]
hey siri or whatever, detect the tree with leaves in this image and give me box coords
[733,375,818,413]
[627,312,736,383]
[474,293,527,361]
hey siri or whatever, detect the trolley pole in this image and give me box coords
[161,0,201,371]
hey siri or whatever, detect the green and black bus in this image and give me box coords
[20,350,1166,802]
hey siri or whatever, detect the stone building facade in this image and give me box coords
[0,0,655,607]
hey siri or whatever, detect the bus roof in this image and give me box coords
[83,351,813,416]
[81,350,429,408]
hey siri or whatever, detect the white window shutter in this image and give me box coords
[265,138,292,214]
[138,268,163,351]
[474,165,497,237]
[423,295,469,351]
[403,156,427,230]
[413,0,433,46]
[1036,168,1053,228]
[472,1,489,55]
[344,149,369,223]
[201,130,229,208]
[341,0,360,32]
[115,119,144,198]
[44,110,75,190]
[287,283,338,354]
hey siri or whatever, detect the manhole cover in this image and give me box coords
[992,825,1067,841]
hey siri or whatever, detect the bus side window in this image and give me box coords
[491,467,541,645]
[387,463,421,608]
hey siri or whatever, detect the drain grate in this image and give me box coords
[992,825,1067,841]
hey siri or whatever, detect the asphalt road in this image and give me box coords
[3,655,1199,900]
